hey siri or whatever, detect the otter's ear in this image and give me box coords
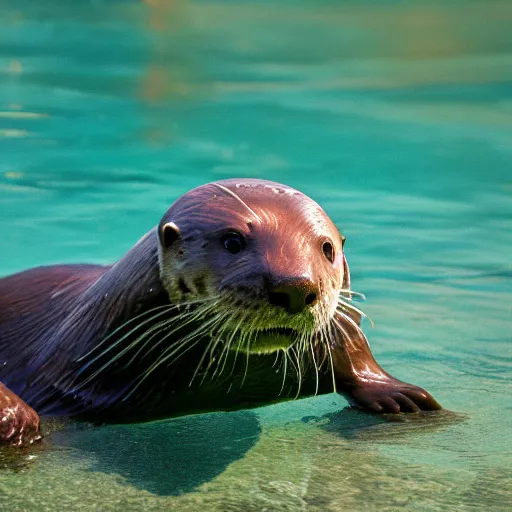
[159,221,181,248]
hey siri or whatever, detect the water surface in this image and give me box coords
[0,1,511,510]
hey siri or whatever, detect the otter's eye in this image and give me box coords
[322,241,335,263]
[221,232,245,254]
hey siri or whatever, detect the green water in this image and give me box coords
[1,1,511,510]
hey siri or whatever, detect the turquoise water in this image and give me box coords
[1,0,511,510]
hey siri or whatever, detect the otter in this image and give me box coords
[0,179,441,446]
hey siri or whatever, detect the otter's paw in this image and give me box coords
[0,384,41,447]
[347,379,442,414]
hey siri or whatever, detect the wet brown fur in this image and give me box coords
[0,179,441,446]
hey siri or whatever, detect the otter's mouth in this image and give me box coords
[248,327,299,354]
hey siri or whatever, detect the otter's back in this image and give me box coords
[0,265,106,390]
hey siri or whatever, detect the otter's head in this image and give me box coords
[157,179,350,355]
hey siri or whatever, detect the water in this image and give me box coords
[0,0,511,510]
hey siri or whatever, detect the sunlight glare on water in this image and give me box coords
[0,1,511,510]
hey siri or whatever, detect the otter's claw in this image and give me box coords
[347,380,442,414]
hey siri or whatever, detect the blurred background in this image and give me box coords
[1,0,511,270]
[0,1,511,510]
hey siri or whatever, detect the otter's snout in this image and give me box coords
[267,278,318,314]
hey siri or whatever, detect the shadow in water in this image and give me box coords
[52,409,261,497]
[306,407,465,443]
[1,404,463,498]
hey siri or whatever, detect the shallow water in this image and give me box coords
[0,0,511,510]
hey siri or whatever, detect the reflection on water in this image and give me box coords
[0,0,511,510]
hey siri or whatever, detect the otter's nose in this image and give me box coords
[267,278,318,314]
